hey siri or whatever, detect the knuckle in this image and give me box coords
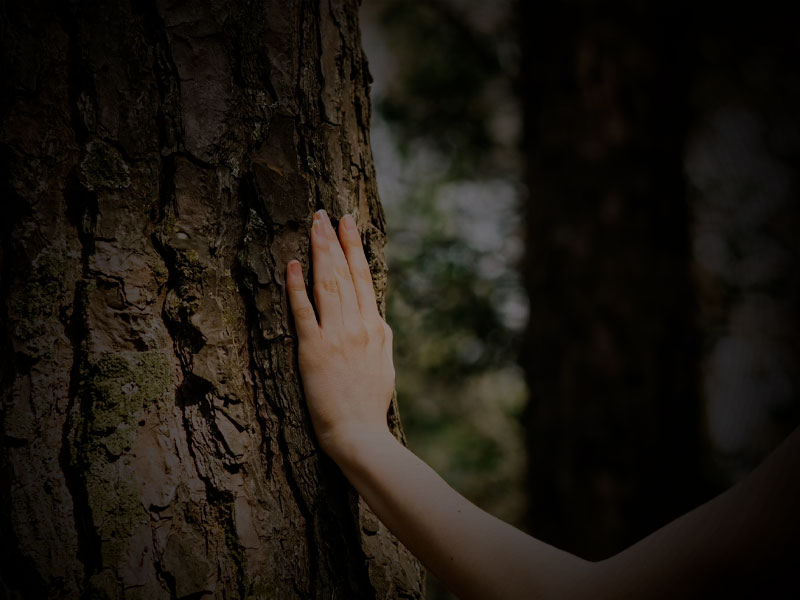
[293,305,316,321]
[318,278,338,295]
[368,319,385,339]
[335,265,353,282]
[328,337,346,356]
[346,325,369,346]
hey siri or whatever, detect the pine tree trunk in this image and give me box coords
[517,4,704,560]
[0,1,423,598]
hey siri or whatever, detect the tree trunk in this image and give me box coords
[0,1,423,598]
[517,3,705,560]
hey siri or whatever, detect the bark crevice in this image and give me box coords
[60,154,102,590]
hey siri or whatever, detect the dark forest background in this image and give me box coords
[360,1,800,597]
[1,1,797,597]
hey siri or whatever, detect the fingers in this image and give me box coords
[338,214,381,324]
[286,260,320,341]
[311,210,361,333]
[292,209,380,340]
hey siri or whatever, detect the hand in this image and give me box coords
[286,209,395,460]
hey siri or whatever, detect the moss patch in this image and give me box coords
[164,248,205,323]
[87,475,147,568]
[246,581,277,600]
[71,350,172,572]
[160,208,177,238]
[174,249,204,282]
[9,247,67,344]
[85,350,171,457]
[85,569,122,600]
[79,140,131,191]
[149,256,169,288]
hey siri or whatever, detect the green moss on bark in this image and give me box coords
[69,350,172,580]
[164,248,205,324]
[85,350,171,456]
[8,248,67,344]
[79,140,131,191]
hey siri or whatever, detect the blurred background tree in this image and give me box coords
[361,0,800,597]
[361,1,528,543]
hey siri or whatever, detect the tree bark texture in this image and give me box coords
[517,2,705,560]
[0,1,423,598]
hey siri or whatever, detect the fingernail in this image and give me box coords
[315,209,334,237]
[342,214,356,233]
[287,260,301,278]
[312,210,324,235]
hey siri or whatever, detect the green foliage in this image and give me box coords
[375,0,513,178]
[380,176,527,524]
[389,210,515,379]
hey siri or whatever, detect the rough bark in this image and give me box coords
[0,1,423,598]
[517,2,705,560]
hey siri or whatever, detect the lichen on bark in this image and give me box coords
[80,350,172,456]
[66,349,172,586]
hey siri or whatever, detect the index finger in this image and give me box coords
[286,259,321,341]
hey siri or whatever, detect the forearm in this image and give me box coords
[329,428,596,600]
[594,426,800,598]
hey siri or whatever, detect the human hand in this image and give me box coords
[286,210,395,461]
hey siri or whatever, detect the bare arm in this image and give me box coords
[286,208,799,599]
[594,426,800,598]
[331,429,596,600]
[286,209,593,599]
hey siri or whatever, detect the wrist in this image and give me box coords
[320,424,397,469]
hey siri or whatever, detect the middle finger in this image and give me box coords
[311,210,361,334]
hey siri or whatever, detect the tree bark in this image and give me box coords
[0,1,423,598]
[517,2,705,560]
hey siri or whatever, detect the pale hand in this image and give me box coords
[286,210,395,460]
